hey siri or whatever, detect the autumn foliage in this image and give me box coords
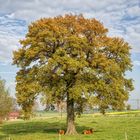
[13,14,133,134]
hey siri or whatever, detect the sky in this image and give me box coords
[0,0,140,105]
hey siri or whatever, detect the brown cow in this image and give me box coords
[83,129,93,134]
[59,130,65,135]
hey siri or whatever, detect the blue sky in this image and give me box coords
[0,0,140,102]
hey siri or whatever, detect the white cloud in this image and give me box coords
[0,16,26,62]
[127,5,140,17]
[133,60,140,66]
[0,71,15,74]
[0,0,132,21]
[0,61,10,66]
[0,0,140,63]
[0,32,19,61]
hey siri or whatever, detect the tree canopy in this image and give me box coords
[13,14,133,134]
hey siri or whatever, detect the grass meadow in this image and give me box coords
[0,111,140,140]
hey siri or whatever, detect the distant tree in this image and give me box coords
[41,94,54,111]
[13,14,133,134]
[126,104,131,110]
[75,97,87,117]
[0,78,15,122]
[32,100,39,112]
[11,98,19,111]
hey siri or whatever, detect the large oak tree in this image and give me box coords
[13,14,133,134]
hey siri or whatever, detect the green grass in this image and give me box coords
[0,111,140,140]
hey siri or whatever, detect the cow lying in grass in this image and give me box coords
[83,129,93,134]
[59,130,65,135]
[59,129,94,135]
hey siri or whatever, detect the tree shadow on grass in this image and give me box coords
[1,120,91,136]
[2,121,62,135]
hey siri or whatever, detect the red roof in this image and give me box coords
[9,112,20,117]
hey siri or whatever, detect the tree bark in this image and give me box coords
[65,93,78,135]
[0,117,3,124]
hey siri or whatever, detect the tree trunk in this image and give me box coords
[65,93,78,135]
[0,117,3,124]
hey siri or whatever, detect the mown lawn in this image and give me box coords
[0,111,140,140]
